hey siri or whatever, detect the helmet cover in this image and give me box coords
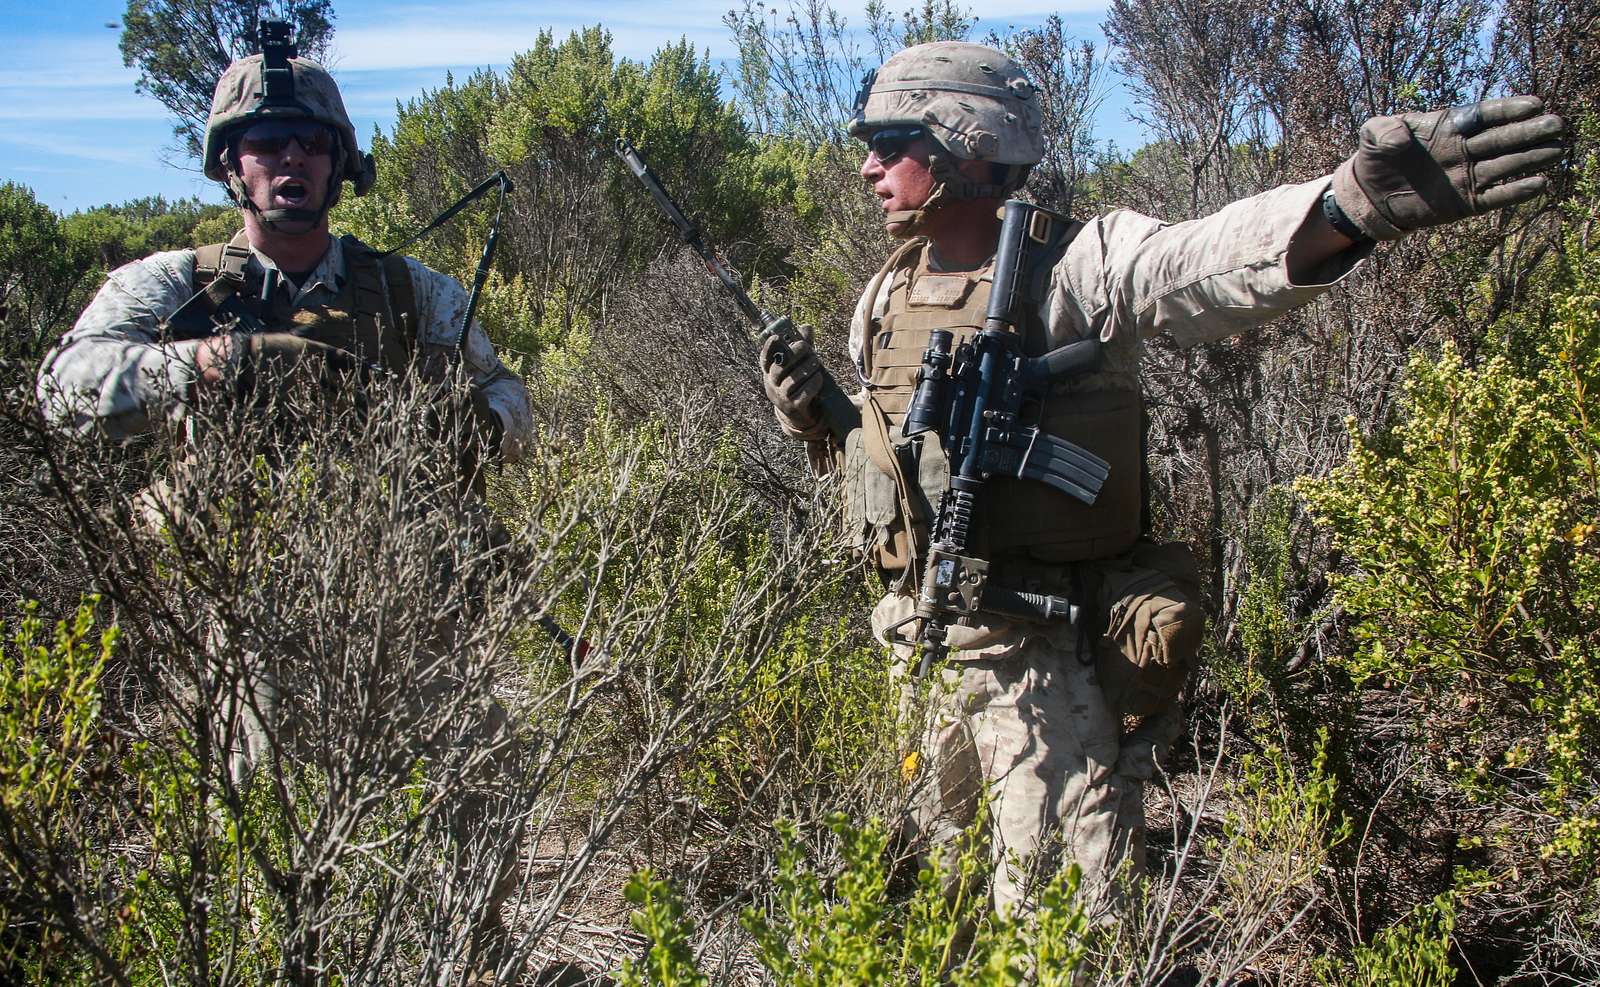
[849,41,1043,166]
[203,53,374,197]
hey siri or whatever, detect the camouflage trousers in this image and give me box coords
[876,594,1176,916]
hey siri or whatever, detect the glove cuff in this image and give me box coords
[469,387,505,457]
[1332,158,1404,241]
[774,405,827,441]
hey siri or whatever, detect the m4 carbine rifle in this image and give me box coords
[615,139,860,441]
[901,200,1109,675]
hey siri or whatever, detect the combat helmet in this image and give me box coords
[203,20,375,228]
[849,41,1042,234]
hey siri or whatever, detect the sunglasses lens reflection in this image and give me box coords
[239,122,336,156]
[869,127,923,163]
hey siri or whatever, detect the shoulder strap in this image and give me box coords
[339,236,383,317]
[193,242,225,290]
[1023,219,1083,356]
[337,234,421,373]
[379,252,420,347]
[193,230,252,287]
[165,232,255,340]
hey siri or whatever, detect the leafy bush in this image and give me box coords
[1314,895,1456,987]
[1299,251,1600,864]
[1299,222,1600,970]
[4,361,876,983]
[0,599,115,977]
[619,813,1094,987]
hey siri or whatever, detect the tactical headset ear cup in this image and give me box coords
[352,152,377,196]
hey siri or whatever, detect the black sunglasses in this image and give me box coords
[236,120,337,157]
[866,126,925,164]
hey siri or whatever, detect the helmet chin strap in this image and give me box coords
[258,207,323,231]
[225,145,344,234]
[884,152,1018,239]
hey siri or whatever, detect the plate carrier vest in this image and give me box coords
[851,239,1145,573]
[173,230,435,378]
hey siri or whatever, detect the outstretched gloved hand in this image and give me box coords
[1333,96,1567,241]
[759,323,825,431]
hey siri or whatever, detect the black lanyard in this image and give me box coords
[379,170,514,357]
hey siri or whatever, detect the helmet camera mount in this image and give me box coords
[258,19,298,107]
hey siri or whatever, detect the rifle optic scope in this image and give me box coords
[902,329,953,438]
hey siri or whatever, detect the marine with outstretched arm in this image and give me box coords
[760,41,1566,912]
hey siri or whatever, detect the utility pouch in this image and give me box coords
[844,427,902,562]
[852,393,943,573]
[1094,540,1206,717]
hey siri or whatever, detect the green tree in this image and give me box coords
[119,0,336,160]
[60,195,230,271]
[335,28,780,357]
[0,188,233,362]
[0,183,89,361]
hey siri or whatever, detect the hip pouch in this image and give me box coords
[1094,540,1206,717]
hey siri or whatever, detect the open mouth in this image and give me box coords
[273,179,310,208]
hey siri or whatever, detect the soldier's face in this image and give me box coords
[860,133,937,234]
[230,122,335,228]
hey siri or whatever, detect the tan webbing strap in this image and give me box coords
[193,242,226,288]
[197,232,251,305]
[859,238,925,379]
[166,232,254,338]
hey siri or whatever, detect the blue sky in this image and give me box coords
[4,0,1141,214]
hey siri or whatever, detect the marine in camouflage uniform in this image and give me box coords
[36,39,534,963]
[39,51,531,449]
[760,41,1566,913]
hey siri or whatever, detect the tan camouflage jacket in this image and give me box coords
[840,175,1373,767]
[37,234,534,463]
[846,175,1370,390]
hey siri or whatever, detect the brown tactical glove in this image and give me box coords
[1333,96,1566,241]
[235,332,362,396]
[759,324,826,433]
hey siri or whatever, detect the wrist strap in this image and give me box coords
[1322,187,1374,245]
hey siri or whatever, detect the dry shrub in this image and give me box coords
[1,352,892,984]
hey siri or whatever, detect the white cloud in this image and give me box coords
[1,34,133,87]
[0,129,159,167]
[0,32,161,123]
[325,0,1110,72]
[0,87,163,122]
